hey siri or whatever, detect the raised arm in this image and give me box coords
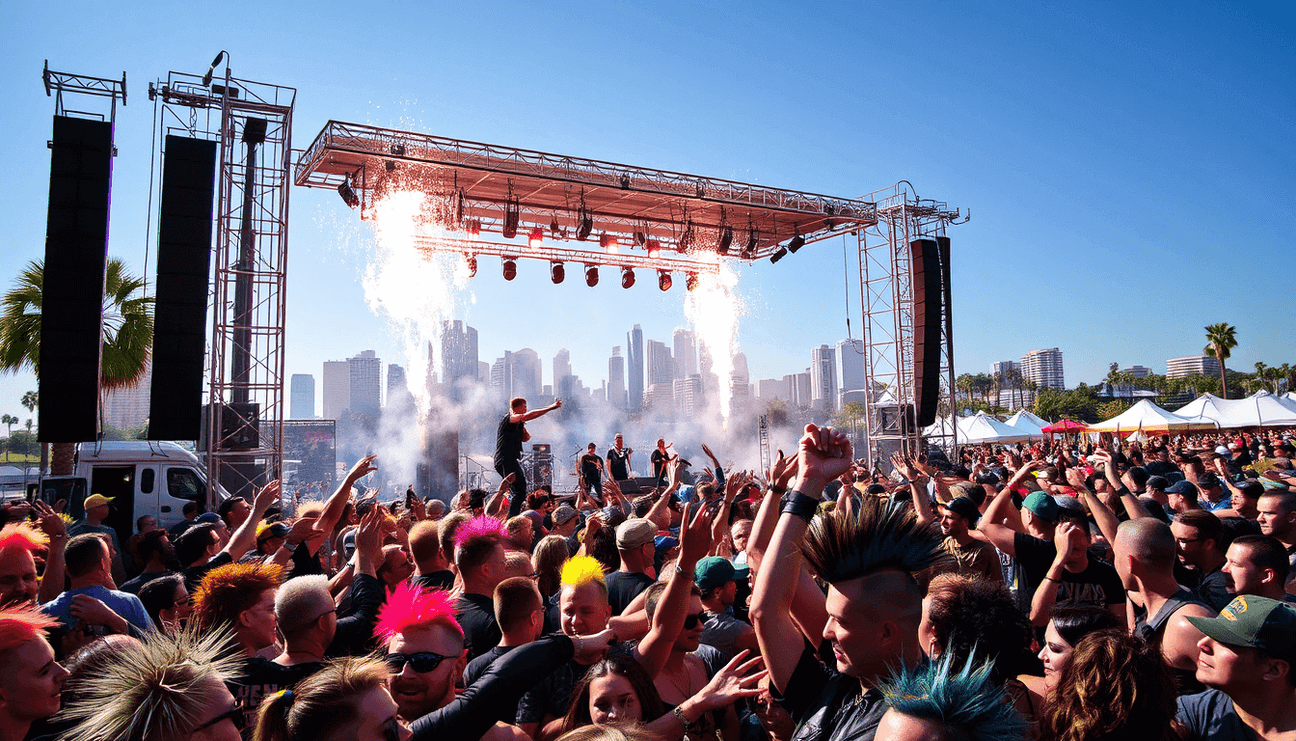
[893,454,933,526]
[746,452,796,574]
[486,474,513,519]
[1029,523,1079,626]
[34,499,67,604]
[752,424,852,694]
[977,478,1026,557]
[225,480,280,560]
[510,399,562,424]
[316,455,376,538]
[635,502,712,678]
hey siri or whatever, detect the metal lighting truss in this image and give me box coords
[151,69,295,501]
[858,183,966,463]
[294,121,879,265]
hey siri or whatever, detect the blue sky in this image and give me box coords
[1,1,1292,422]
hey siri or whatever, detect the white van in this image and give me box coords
[34,441,230,549]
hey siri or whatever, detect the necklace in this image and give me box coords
[660,662,696,700]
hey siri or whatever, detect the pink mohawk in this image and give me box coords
[453,515,508,550]
[376,583,461,642]
[0,523,48,554]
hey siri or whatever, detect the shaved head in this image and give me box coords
[1116,518,1176,572]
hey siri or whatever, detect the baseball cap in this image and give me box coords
[1022,492,1059,522]
[695,556,736,590]
[256,522,289,542]
[1186,595,1296,663]
[616,518,656,550]
[1147,475,1170,491]
[84,494,114,509]
[1166,480,1199,496]
[939,496,981,525]
[195,512,223,525]
[865,483,887,496]
[1215,446,1230,456]
[1197,472,1221,489]
[552,504,579,526]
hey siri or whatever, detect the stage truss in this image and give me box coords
[858,183,965,462]
[150,68,295,501]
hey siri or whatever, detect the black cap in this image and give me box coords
[1166,480,1199,496]
[1147,475,1170,491]
[940,496,981,525]
[1197,472,1221,489]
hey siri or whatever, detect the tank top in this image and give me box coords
[1133,586,1208,695]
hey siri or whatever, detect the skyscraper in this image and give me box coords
[553,349,572,391]
[1166,355,1221,379]
[289,373,315,419]
[440,320,479,399]
[990,360,1020,378]
[511,349,542,400]
[647,340,674,386]
[1020,348,1065,391]
[348,350,382,416]
[386,364,408,405]
[627,325,644,412]
[837,339,865,401]
[810,345,838,411]
[322,361,350,420]
[673,329,697,380]
[608,346,626,409]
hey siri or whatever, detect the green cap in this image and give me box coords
[1022,492,1059,522]
[1186,595,1296,663]
[695,556,736,590]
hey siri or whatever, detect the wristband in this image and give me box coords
[781,491,822,524]
[672,705,696,733]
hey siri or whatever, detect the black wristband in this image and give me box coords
[781,490,822,523]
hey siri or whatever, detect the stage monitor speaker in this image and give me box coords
[39,116,114,443]
[910,238,942,428]
[200,402,260,450]
[149,136,218,440]
[937,235,954,378]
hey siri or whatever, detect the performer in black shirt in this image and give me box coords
[605,433,633,482]
[651,438,675,487]
[494,396,562,517]
[578,443,604,499]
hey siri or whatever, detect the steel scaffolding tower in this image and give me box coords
[858,183,965,464]
[150,65,295,501]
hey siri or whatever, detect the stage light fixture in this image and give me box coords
[550,262,565,284]
[466,254,478,277]
[770,247,788,264]
[717,225,733,254]
[658,271,672,291]
[466,219,482,236]
[646,240,661,259]
[634,231,647,247]
[585,264,599,287]
[337,178,360,209]
[502,258,517,281]
[686,273,699,291]
[788,234,806,253]
[529,227,544,248]
[502,197,519,239]
[549,217,562,238]
[745,229,758,257]
[621,267,635,289]
[599,233,616,249]
[201,50,227,87]
[576,211,593,241]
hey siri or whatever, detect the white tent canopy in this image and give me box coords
[1175,391,1296,428]
[957,412,1035,444]
[1003,409,1048,437]
[1088,399,1218,435]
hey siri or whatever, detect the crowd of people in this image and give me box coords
[2,399,1296,740]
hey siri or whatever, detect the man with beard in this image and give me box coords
[118,529,176,595]
[376,582,612,741]
[752,424,948,741]
[908,482,1002,584]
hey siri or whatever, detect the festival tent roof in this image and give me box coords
[1003,410,1048,437]
[1041,419,1089,433]
[1176,391,1296,428]
[1087,399,1218,434]
[959,412,1035,444]
[923,415,958,439]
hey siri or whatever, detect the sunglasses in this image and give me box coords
[683,612,704,630]
[193,706,243,733]
[385,651,455,673]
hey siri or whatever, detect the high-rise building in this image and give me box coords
[440,320,479,399]
[322,361,350,420]
[647,339,674,386]
[627,325,644,412]
[490,355,508,393]
[553,349,572,391]
[674,376,703,418]
[289,373,315,419]
[673,329,697,380]
[1122,365,1152,378]
[608,346,626,409]
[478,361,491,385]
[810,345,838,410]
[1020,348,1065,391]
[990,360,1020,378]
[792,372,812,408]
[759,378,792,401]
[386,364,408,405]
[349,350,382,416]
[1166,355,1221,379]
[510,349,542,400]
[837,339,865,403]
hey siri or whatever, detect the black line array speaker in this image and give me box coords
[39,116,114,443]
[937,235,954,389]
[910,238,942,428]
[149,136,218,440]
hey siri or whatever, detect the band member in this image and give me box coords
[605,434,633,482]
[494,397,562,517]
[578,444,605,499]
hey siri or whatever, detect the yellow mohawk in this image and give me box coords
[560,555,606,588]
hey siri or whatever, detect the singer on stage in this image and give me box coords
[494,396,562,516]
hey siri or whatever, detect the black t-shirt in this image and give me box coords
[651,449,669,483]
[1014,532,1125,612]
[495,413,525,466]
[456,592,502,660]
[464,644,515,689]
[580,454,603,484]
[119,569,173,595]
[772,639,888,741]
[516,641,636,725]
[411,570,455,592]
[607,448,630,480]
[228,657,320,737]
[183,551,233,592]
[604,571,656,616]
[1195,568,1233,613]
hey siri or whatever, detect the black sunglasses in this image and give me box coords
[193,706,243,733]
[683,612,704,630]
[385,651,455,673]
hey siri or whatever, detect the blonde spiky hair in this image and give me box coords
[191,561,283,633]
[560,555,606,588]
[59,625,243,741]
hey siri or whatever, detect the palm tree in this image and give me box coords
[0,258,154,474]
[1,413,13,462]
[19,390,40,471]
[1203,323,1238,400]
